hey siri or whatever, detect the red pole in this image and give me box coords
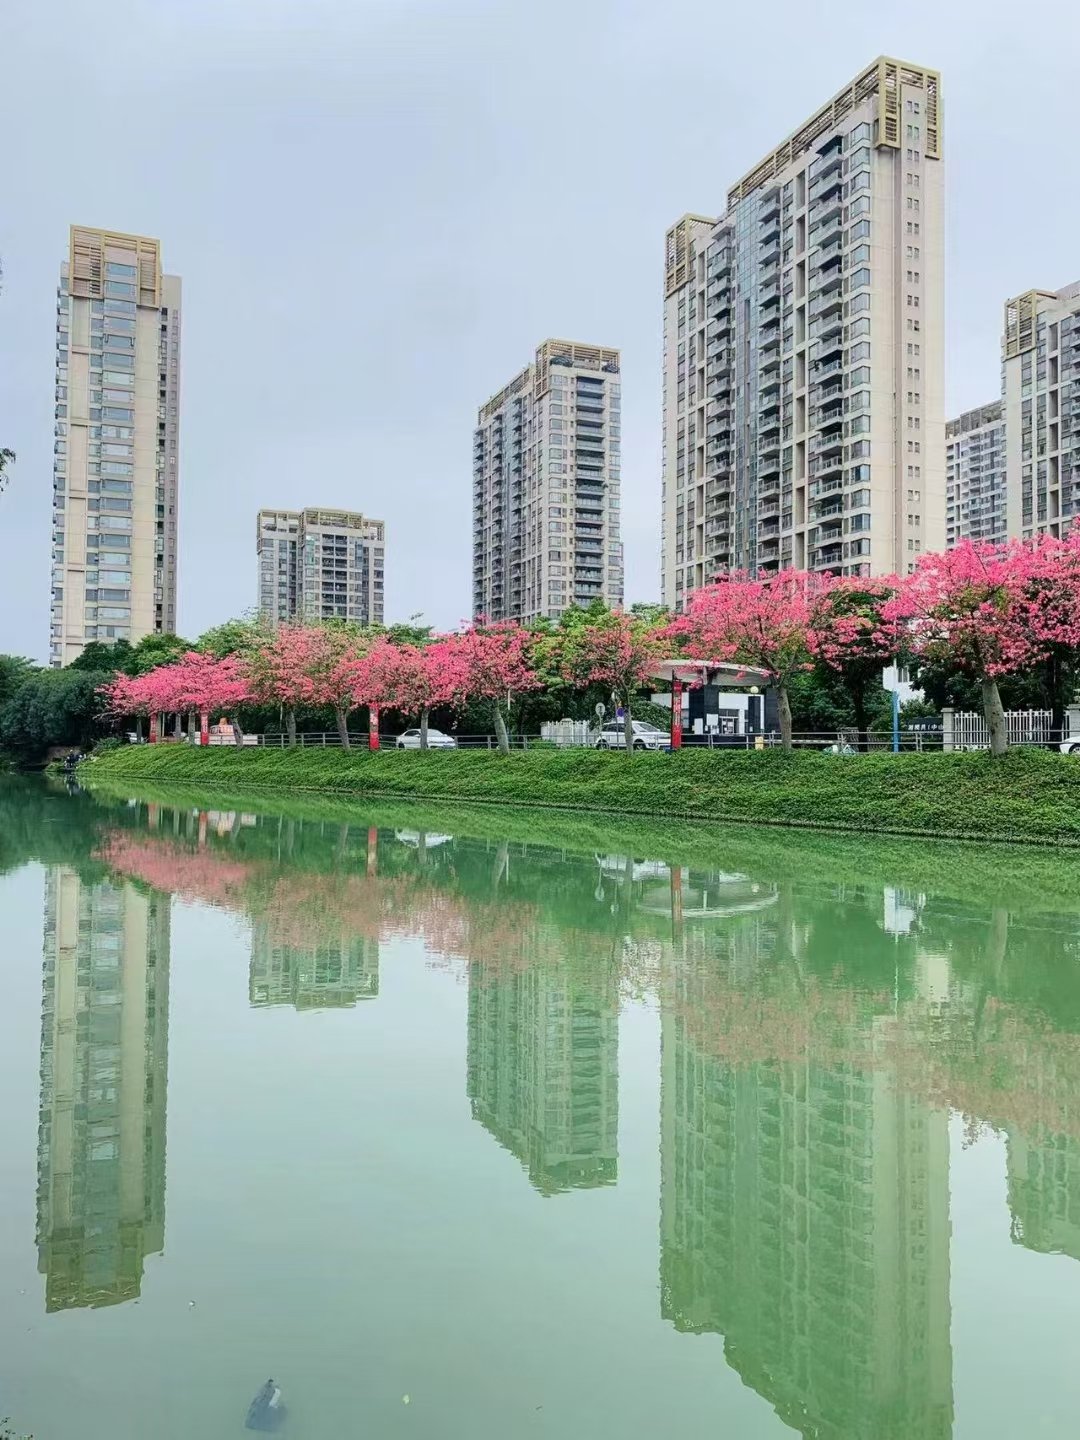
[149,711,159,744]
[369,705,380,751]
[200,711,210,746]
[671,678,683,750]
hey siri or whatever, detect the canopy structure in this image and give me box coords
[649,658,771,688]
[649,658,772,749]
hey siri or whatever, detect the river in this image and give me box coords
[2,775,1080,1438]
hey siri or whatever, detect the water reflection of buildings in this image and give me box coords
[37,868,169,1311]
[467,938,618,1196]
[249,920,379,1010]
[660,921,953,1439]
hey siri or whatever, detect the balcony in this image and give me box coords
[808,291,843,324]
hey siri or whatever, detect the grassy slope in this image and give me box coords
[82,743,1080,845]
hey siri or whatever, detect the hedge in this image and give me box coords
[81,744,1080,845]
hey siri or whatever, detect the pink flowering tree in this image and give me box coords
[246,625,322,746]
[436,621,541,753]
[670,570,830,751]
[302,623,376,749]
[170,651,251,744]
[559,611,665,755]
[346,636,403,729]
[807,576,899,749]
[884,538,1080,755]
[380,642,455,749]
[100,672,154,739]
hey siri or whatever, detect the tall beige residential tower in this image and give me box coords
[1002,283,1080,539]
[256,507,385,626]
[51,226,181,666]
[661,58,944,608]
[473,339,623,622]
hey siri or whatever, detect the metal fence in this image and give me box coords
[943,708,1055,751]
[250,728,948,752]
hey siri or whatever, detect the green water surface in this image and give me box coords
[2,776,1080,1438]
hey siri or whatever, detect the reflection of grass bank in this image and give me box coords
[82,771,1080,918]
[81,744,1080,845]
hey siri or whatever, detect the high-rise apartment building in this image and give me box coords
[51,226,181,666]
[472,339,623,622]
[256,507,385,626]
[1002,283,1080,539]
[946,402,1006,546]
[37,868,170,1310]
[661,58,944,608]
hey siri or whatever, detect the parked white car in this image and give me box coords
[396,728,457,750]
[1060,739,1080,755]
[594,720,670,751]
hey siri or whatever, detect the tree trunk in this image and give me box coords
[852,686,869,753]
[623,700,635,757]
[335,705,350,749]
[981,676,1007,756]
[778,684,793,753]
[187,710,197,743]
[286,707,297,747]
[174,713,183,740]
[493,703,510,755]
[135,716,144,743]
[420,707,430,750]
[232,716,245,747]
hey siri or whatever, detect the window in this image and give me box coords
[850,341,871,362]
[849,244,870,266]
[106,262,137,278]
[105,281,136,299]
[849,219,871,242]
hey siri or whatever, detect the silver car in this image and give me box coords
[594,720,671,751]
[396,727,457,750]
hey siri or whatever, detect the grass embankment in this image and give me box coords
[82,743,1080,845]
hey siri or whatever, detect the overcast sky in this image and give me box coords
[2,0,1079,659]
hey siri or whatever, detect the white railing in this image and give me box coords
[942,708,1054,752]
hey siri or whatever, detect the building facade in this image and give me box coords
[946,401,1006,546]
[1002,283,1080,540]
[52,226,181,666]
[661,57,944,609]
[37,868,170,1310]
[472,339,623,622]
[256,507,385,626]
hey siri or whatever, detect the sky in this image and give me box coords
[2,0,1080,660]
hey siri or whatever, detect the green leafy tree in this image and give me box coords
[0,655,37,708]
[0,668,112,760]
[68,639,133,674]
[125,632,193,675]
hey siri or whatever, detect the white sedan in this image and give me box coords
[1061,739,1080,755]
[396,727,457,750]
